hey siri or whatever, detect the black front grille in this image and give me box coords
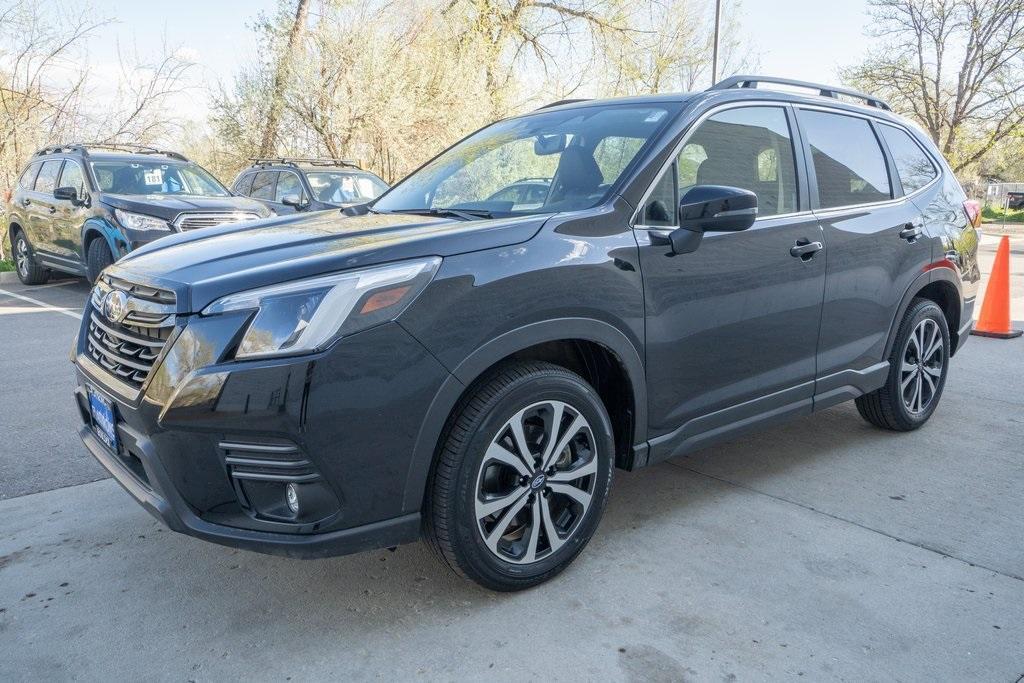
[86,310,172,387]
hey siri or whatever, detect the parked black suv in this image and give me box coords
[230,158,389,214]
[73,77,980,591]
[6,144,272,285]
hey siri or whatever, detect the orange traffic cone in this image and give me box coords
[971,235,1022,339]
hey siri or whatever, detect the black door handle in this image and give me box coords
[899,224,922,241]
[48,206,56,214]
[790,239,823,260]
[21,198,30,207]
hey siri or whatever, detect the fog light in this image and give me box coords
[285,483,300,514]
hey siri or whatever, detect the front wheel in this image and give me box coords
[85,238,114,284]
[856,299,950,431]
[426,362,614,591]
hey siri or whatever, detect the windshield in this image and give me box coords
[374,102,680,216]
[307,171,388,204]
[90,160,229,197]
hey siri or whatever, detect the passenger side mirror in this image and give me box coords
[281,194,305,208]
[655,185,758,255]
[54,186,79,204]
[534,134,567,156]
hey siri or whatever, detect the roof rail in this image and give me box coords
[249,157,362,169]
[535,98,590,111]
[34,142,190,161]
[708,75,891,111]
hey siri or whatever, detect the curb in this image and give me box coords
[0,270,17,284]
[981,222,1024,237]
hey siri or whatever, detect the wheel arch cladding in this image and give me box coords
[885,270,963,359]
[82,218,120,256]
[401,318,648,514]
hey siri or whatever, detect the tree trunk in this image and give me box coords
[258,0,311,157]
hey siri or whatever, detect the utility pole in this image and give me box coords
[711,0,722,85]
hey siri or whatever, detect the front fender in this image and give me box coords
[82,216,127,258]
[399,316,649,513]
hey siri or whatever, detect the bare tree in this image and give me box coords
[258,0,311,156]
[843,0,1024,174]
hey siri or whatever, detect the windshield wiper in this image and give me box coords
[390,207,494,221]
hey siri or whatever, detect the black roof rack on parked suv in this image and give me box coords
[34,142,190,161]
[249,157,362,169]
[536,98,591,110]
[709,75,891,111]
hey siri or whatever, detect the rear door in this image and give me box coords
[247,171,279,211]
[799,107,934,397]
[636,104,826,457]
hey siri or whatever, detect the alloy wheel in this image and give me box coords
[15,237,30,277]
[900,318,944,414]
[474,400,597,565]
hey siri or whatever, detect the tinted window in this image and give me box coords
[33,160,62,193]
[233,173,254,195]
[677,106,798,217]
[275,172,303,202]
[879,124,937,194]
[19,162,42,189]
[250,172,277,201]
[801,110,891,208]
[58,161,86,196]
[307,171,388,204]
[641,166,676,226]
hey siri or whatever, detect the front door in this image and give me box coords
[53,158,90,262]
[636,104,826,460]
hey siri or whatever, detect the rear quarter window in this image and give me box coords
[18,162,42,190]
[879,124,938,194]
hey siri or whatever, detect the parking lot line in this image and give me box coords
[0,287,82,320]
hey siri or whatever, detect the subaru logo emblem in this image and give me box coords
[103,290,129,324]
[530,473,547,490]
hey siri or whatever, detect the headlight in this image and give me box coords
[114,209,170,231]
[203,256,442,360]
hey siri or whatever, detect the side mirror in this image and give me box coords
[281,194,305,208]
[656,185,758,254]
[534,134,567,156]
[54,186,79,204]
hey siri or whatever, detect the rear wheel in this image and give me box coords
[426,361,614,591]
[13,231,49,285]
[856,299,950,431]
[86,238,114,284]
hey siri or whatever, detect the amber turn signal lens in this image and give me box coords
[963,200,982,228]
[359,285,412,315]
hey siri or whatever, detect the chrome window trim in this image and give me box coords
[630,100,802,229]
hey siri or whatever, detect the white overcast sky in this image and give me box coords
[83,0,875,121]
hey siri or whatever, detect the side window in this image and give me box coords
[682,106,799,216]
[233,173,255,195]
[18,162,42,190]
[879,124,937,194]
[275,172,303,202]
[250,171,277,201]
[58,161,86,196]
[800,110,892,209]
[641,165,676,227]
[33,160,63,194]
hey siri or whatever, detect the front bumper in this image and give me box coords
[74,318,450,558]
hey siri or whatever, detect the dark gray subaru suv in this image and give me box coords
[73,76,980,591]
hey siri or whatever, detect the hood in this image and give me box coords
[101,194,272,222]
[107,210,550,312]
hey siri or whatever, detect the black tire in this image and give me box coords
[856,298,950,431]
[425,361,614,591]
[86,238,114,284]
[12,231,49,285]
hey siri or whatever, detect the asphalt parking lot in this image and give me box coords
[1,234,1022,681]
